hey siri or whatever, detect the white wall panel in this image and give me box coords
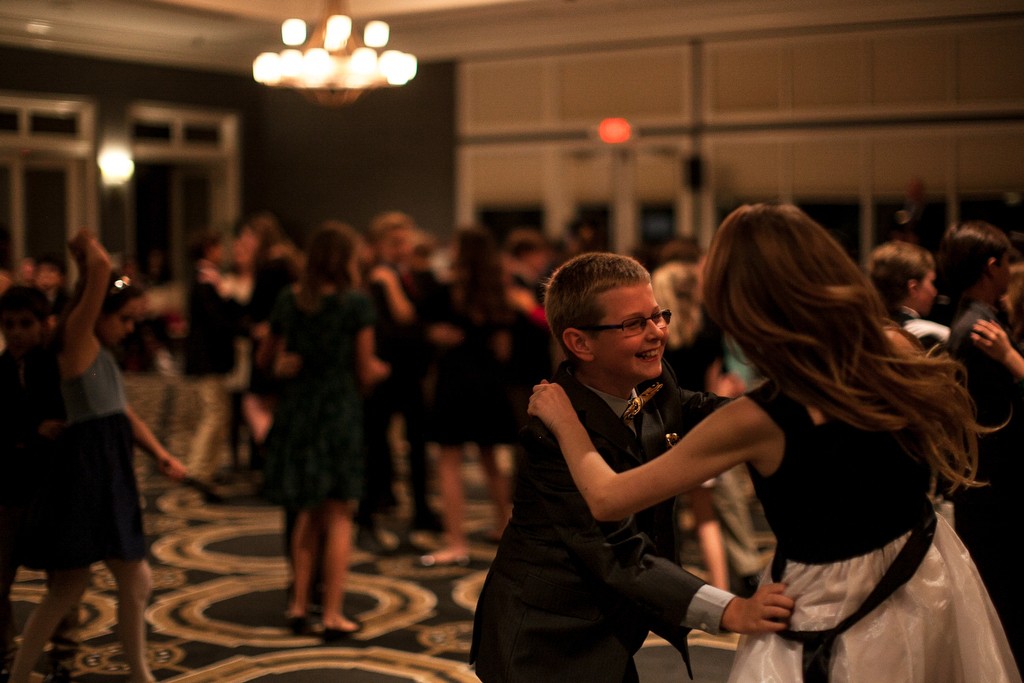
[792,140,861,196]
[556,47,690,122]
[871,137,948,194]
[468,149,546,203]
[958,134,1024,192]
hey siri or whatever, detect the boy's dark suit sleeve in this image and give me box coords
[185,276,243,376]
[519,418,702,648]
[675,387,730,429]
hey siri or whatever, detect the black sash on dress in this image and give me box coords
[770,502,937,683]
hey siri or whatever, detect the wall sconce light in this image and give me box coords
[98,150,135,185]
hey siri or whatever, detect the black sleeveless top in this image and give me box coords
[747,383,931,564]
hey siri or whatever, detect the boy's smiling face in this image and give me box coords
[569,282,666,399]
[1,309,45,360]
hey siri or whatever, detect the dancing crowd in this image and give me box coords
[1,205,1022,682]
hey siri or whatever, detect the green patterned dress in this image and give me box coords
[262,288,375,510]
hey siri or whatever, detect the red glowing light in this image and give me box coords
[598,117,632,144]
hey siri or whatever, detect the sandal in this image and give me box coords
[419,551,470,567]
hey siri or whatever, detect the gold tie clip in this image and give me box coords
[621,382,663,423]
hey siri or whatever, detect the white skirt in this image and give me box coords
[728,516,1020,683]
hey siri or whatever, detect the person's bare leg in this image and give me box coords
[241,393,274,445]
[8,568,90,683]
[105,559,155,683]
[288,509,320,619]
[424,445,468,564]
[477,445,512,540]
[691,487,730,590]
[320,500,359,632]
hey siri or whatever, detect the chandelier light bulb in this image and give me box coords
[363,21,389,48]
[255,8,416,103]
[350,47,378,76]
[280,49,304,79]
[380,50,416,85]
[400,52,417,82]
[252,51,282,84]
[303,48,334,84]
[379,50,403,82]
[324,14,352,51]
[281,18,307,46]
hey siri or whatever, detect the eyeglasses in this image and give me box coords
[577,309,672,336]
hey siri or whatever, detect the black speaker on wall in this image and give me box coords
[685,155,704,191]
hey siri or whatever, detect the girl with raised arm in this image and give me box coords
[11,229,187,683]
[529,204,1019,682]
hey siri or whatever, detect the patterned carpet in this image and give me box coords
[9,373,774,682]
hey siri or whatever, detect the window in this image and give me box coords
[640,204,676,244]
[875,200,947,254]
[800,202,861,260]
[478,207,544,246]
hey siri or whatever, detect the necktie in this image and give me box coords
[621,382,663,424]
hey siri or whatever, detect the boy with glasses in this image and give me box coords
[470,252,791,682]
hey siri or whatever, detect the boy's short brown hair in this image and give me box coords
[938,220,1011,298]
[504,227,549,259]
[187,229,223,262]
[0,285,50,321]
[868,241,935,315]
[367,211,415,245]
[545,252,651,362]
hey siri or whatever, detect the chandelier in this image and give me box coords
[252,0,418,106]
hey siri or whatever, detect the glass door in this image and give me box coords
[0,154,89,277]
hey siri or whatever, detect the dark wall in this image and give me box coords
[0,45,455,248]
[249,62,455,239]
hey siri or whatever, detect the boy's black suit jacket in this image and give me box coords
[470,361,726,682]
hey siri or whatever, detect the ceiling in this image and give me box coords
[0,0,1021,76]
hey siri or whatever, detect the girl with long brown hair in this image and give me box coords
[529,204,1018,682]
[420,226,516,567]
[261,223,388,640]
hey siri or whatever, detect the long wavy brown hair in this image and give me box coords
[450,226,512,326]
[702,203,979,491]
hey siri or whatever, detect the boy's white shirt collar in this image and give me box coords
[899,306,921,320]
[568,367,637,414]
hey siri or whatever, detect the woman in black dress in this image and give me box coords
[420,227,516,566]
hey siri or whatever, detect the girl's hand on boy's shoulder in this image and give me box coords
[972,319,1012,362]
[528,381,577,435]
[369,264,399,286]
[971,318,1024,381]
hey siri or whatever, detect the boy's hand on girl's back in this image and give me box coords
[37,419,66,441]
[364,356,391,388]
[720,583,794,634]
[273,351,303,378]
